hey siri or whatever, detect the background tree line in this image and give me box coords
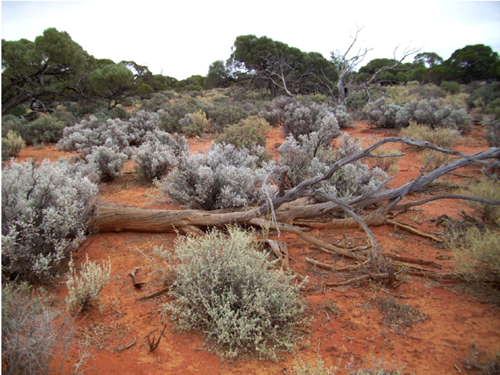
[2,27,499,117]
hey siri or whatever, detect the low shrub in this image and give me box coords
[283,100,341,141]
[2,159,98,281]
[333,105,353,128]
[278,133,387,198]
[486,119,500,148]
[141,93,172,112]
[125,110,162,146]
[160,143,272,210]
[179,109,209,137]
[209,104,249,131]
[400,122,460,150]
[376,296,427,333]
[164,226,306,359]
[133,131,189,182]
[445,223,500,283]
[2,283,60,374]
[2,130,26,160]
[1,114,27,138]
[215,116,270,151]
[66,255,112,313]
[462,177,500,224]
[365,97,403,128]
[23,114,67,145]
[466,82,500,114]
[439,81,461,95]
[85,140,128,182]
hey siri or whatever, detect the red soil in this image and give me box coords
[12,122,499,374]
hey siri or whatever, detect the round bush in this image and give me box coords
[165,227,306,359]
[2,159,98,281]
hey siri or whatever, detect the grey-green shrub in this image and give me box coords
[440,81,461,95]
[178,109,209,137]
[66,255,112,313]
[333,105,353,129]
[85,140,128,182]
[209,104,249,131]
[164,226,306,359]
[365,97,403,128]
[2,283,60,375]
[2,159,98,281]
[283,100,341,142]
[133,130,189,182]
[400,122,460,150]
[278,132,387,198]
[160,143,273,210]
[462,177,500,224]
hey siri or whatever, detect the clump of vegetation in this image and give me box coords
[376,296,427,333]
[85,140,128,182]
[463,343,500,374]
[133,130,189,182]
[209,104,249,131]
[66,255,112,313]
[439,81,461,95]
[485,118,500,148]
[446,224,500,283]
[462,177,500,224]
[278,133,387,198]
[160,143,273,210]
[2,159,98,281]
[369,146,401,175]
[22,114,67,145]
[215,115,271,150]
[365,97,403,128]
[179,109,210,137]
[164,226,306,359]
[283,100,341,141]
[467,82,500,117]
[2,129,26,160]
[2,283,60,375]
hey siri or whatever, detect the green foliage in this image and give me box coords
[2,130,26,160]
[66,255,111,313]
[22,114,67,145]
[486,119,500,148]
[447,44,500,84]
[164,226,306,359]
[215,115,270,150]
[2,28,91,115]
[2,283,60,375]
[466,82,500,115]
[209,104,249,131]
[462,177,500,224]
[439,81,461,95]
[90,63,134,109]
[141,92,172,112]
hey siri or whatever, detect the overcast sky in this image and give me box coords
[2,1,500,80]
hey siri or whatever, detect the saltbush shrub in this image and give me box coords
[66,255,112,313]
[278,133,387,198]
[2,130,26,160]
[365,97,403,128]
[2,159,98,281]
[164,226,306,359]
[141,93,172,112]
[333,105,353,128]
[466,82,500,114]
[133,130,189,182]
[283,100,341,142]
[160,143,273,210]
[486,119,500,148]
[85,140,128,182]
[2,283,60,374]
[124,110,162,146]
[57,116,130,155]
[160,99,201,133]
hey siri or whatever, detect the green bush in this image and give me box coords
[164,226,306,359]
[1,115,27,138]
[215,116,270,150]
[180,109,210,137]
[208,104,249,131]
[2,130,26,160]
[23,114,66,145]
[2,283,60,375]
[439,81,461,95]
[467,82,500,113]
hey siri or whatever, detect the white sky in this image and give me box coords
[2,1,500,80]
